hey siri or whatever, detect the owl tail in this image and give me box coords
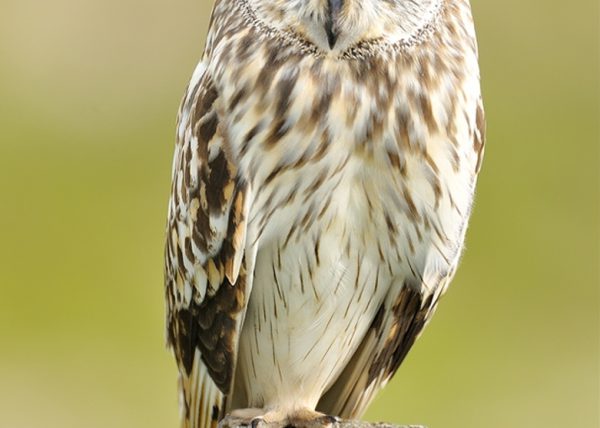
[179,349,224,428]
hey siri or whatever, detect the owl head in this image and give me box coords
[245,0,443,52]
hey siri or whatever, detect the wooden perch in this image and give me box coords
[220,420,425,428]
[329,421,424,428]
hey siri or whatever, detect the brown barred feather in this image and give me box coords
[165,70,253,428]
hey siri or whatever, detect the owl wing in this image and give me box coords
[318,98,486,419]
[165,60,253,428]
[317,276,442,419]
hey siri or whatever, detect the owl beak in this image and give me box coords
[325,0,343,49]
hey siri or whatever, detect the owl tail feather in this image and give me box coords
[179,349,224,428]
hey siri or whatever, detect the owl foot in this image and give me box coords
[287,409,340,428]
[219,408,340,428]
[219,408,270,428]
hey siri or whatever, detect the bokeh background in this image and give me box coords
[0,0,597,427]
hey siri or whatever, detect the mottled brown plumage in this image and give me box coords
[165,0,485,426]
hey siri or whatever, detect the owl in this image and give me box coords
[164,0,485,427]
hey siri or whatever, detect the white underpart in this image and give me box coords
[237,158,394,410]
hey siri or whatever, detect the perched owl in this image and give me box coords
[164,0,485,427]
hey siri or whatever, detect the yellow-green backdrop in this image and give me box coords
[0,0,597,427]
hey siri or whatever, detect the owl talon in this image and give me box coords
[219,408,267,428]
[287,411,340,428]
[250,418,265,428]
[323,415,340,425]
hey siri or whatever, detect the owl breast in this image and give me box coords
[220,51,478,259]
[218,49,480,409]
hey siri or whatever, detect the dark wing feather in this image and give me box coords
[165,62,252,428]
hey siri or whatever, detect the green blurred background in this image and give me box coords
[0,0,597,427]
